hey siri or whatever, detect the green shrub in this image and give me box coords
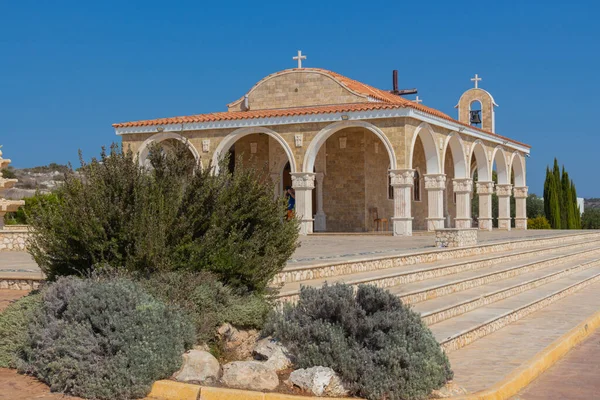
[528,216,552,229]
[18,276,194,400]
[582,209,600,229]
[4,192,60,225]
[141,271,272,343]
[0,293,42,368]
[264,283,452,400]
[27,143,298,292]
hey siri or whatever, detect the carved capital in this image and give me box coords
[290,172,315,190]
[389,169,414,187]
[496,183,513,197]
[476,181,495,195]
[424,174,447,190]
[452,178,473,193]
[513,186,529,199]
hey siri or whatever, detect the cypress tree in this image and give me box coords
[571,180,581,229]
[543,167,551,220]
[549,175,562,229]
[563,170,576,229]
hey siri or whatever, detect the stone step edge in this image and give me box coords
[274,232,600,285]
[447,306,600,400]
[422,258,600,326]
[440,269,600,353]
[0,277,43,291]
[274,239,600,302]
[398,246,600,305]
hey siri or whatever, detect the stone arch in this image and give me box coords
[492,146,510,184]
[511,152,526,187]
[303,120,397,173]
[409,122,441,174]
[442,133,468,179]
[137,132,201,167]
[212,127,297,174]
[469,140,491,181]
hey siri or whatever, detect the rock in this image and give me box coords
[253,337,293,371]
[172,350,221,384]
[217,323,260,360]
[221,361,279,391]
[288,366,348,397]
[430,382,469,398]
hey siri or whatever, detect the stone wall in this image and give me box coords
[0,229,30,251]
[435,228,478,248]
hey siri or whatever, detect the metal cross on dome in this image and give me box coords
[293,50,306,69]
[471,74,482,88]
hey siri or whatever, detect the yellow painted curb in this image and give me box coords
[145,380,201,400]
[449,308,600,400]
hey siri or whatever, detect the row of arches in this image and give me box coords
[135,121,527,235]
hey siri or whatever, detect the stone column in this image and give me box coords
[453,178,473,229]
[314,172,326,232]
[514,186,528,230]
[389,169,414,236]
[270,173,280,200]
[291,172,315,235]
[476,181,494,231]
[424,174,446,231]
[496,184,513,230]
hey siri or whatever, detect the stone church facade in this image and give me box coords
[114,67,530,236]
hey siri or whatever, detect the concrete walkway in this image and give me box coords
[512,327,600,399]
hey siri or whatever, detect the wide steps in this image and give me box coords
[275,238,600,301]
[430,263,600,352]
[388,241,600,305]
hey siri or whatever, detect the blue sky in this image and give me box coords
[1,1,598,197]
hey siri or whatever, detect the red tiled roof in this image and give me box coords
[113,68,530,149]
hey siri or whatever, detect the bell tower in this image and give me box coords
[455,74,498,132]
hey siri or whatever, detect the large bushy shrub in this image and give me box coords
[0,293,42,368]
[582,209,600,229]
[18,276,194,400]
[141,271,273,343]
[27,142,298,291]
[528,216,552,229]
[265,284,453,400]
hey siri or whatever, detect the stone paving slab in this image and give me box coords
[512,325,600,400]
[448,280,600,393]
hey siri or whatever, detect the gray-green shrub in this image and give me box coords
[140,271,273,343]
[27,142,298,292]
[0,293,42,368]
[18,276,194,400]
[265,283,453,400]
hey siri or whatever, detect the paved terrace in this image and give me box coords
[0,230,587,279]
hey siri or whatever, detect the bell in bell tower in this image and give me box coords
[455,74,498,132]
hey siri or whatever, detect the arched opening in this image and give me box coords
[469,100,483,128]
[492,147,513,229]
[470,141,491,229]
[137,132,201,168]
[410,124,442,231]
[442,134,468,228]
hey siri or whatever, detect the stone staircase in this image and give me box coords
[273,231,600,355]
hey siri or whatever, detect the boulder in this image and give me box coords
[221,361,279,391]
[217,323,260,360]
[430,382,469,398]
[172,350,221,384]
[288,366,348,397]
[253,337,293,371]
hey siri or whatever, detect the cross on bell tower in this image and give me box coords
[471,73,482,88]
[293,50,306,69]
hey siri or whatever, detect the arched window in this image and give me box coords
[470,100,483,128]
[413,169,421,202]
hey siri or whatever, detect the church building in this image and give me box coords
[113,53,530,236]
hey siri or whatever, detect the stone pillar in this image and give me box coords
[389,169,414,236]
[424,174,446,231]
[476,181,494,231]
[453,178,473,229]
[496,184,513,231]
[291,172,315,235]
[514,186,528,230]
[314,172,326,232]
[270,173,280,200]
[0,211,5,230]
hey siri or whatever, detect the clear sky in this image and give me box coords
[1,1,598,197]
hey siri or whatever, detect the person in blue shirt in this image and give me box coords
[285,186,295,220]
